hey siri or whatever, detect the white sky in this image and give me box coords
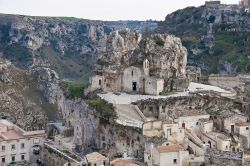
[0,0,239,21]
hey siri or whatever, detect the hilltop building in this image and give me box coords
[240,0,250,7]
[205,1,221,7]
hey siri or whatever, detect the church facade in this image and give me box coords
[89,59,164,95]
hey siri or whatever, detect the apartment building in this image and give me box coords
[0,120,45,165]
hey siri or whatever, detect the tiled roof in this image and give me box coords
[157,144,181,153]
[86,152,107,163]
[237,122,250,126]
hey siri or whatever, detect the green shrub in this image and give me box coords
[60,81,86,99]
[86,96,117,121]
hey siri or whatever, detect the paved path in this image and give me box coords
[98,92,189,105]
[98,92,189,128]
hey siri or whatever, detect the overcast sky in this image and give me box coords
[0,0,239,21]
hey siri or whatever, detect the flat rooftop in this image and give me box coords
[86,152,107,163]
[0,129,24,140]
[188,82,232,95]
[237,122,250,126]
[0,120,24,141]
[0,119,45,141]
[205,132,231,141]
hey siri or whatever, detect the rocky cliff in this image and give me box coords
[97,29,187,78]
[0,58,59,130]
[0,14,156,80]
[157,4,250,74]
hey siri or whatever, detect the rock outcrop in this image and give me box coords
[0,58,60,130]
[158,5,250,74]
[98,29,187,78]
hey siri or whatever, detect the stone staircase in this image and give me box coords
[115,104,146,128]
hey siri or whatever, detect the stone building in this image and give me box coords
[177,114,210,131]
[197,119,214,134]
[87,29,189,95]
[89,59,164,95]
[214,111,248,134]
[144,143,190,166]
[235,122,250,149]
[143,120,185,144]
[205,1,221,7]
[0,120,45,165]
[202,132,232,151]
[186,66,201,83]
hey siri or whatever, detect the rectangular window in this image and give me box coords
[173,159,177,164]
[2,157,5,163]
[2,146,5,151]
[21,143,25,149]
[11,144,15,150]
[12,156,15,162]
[21,155,25,160]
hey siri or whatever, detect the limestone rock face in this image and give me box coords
[98,29,187,78]
[100,29,142,66]
[32,67,60,104]
[0,59,11,83]
[140,34,187,78]
[0,59,54,130]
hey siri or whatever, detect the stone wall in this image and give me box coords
[123,66,142,92]
[89,75,104,92]
[208,75,240,88]
[145,77,164,95]
[143,121,163,137]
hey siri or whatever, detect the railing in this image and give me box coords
[132,105,147,122]
[187,139,205,156]
[44,141,84,164]
[185,130,203,147]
